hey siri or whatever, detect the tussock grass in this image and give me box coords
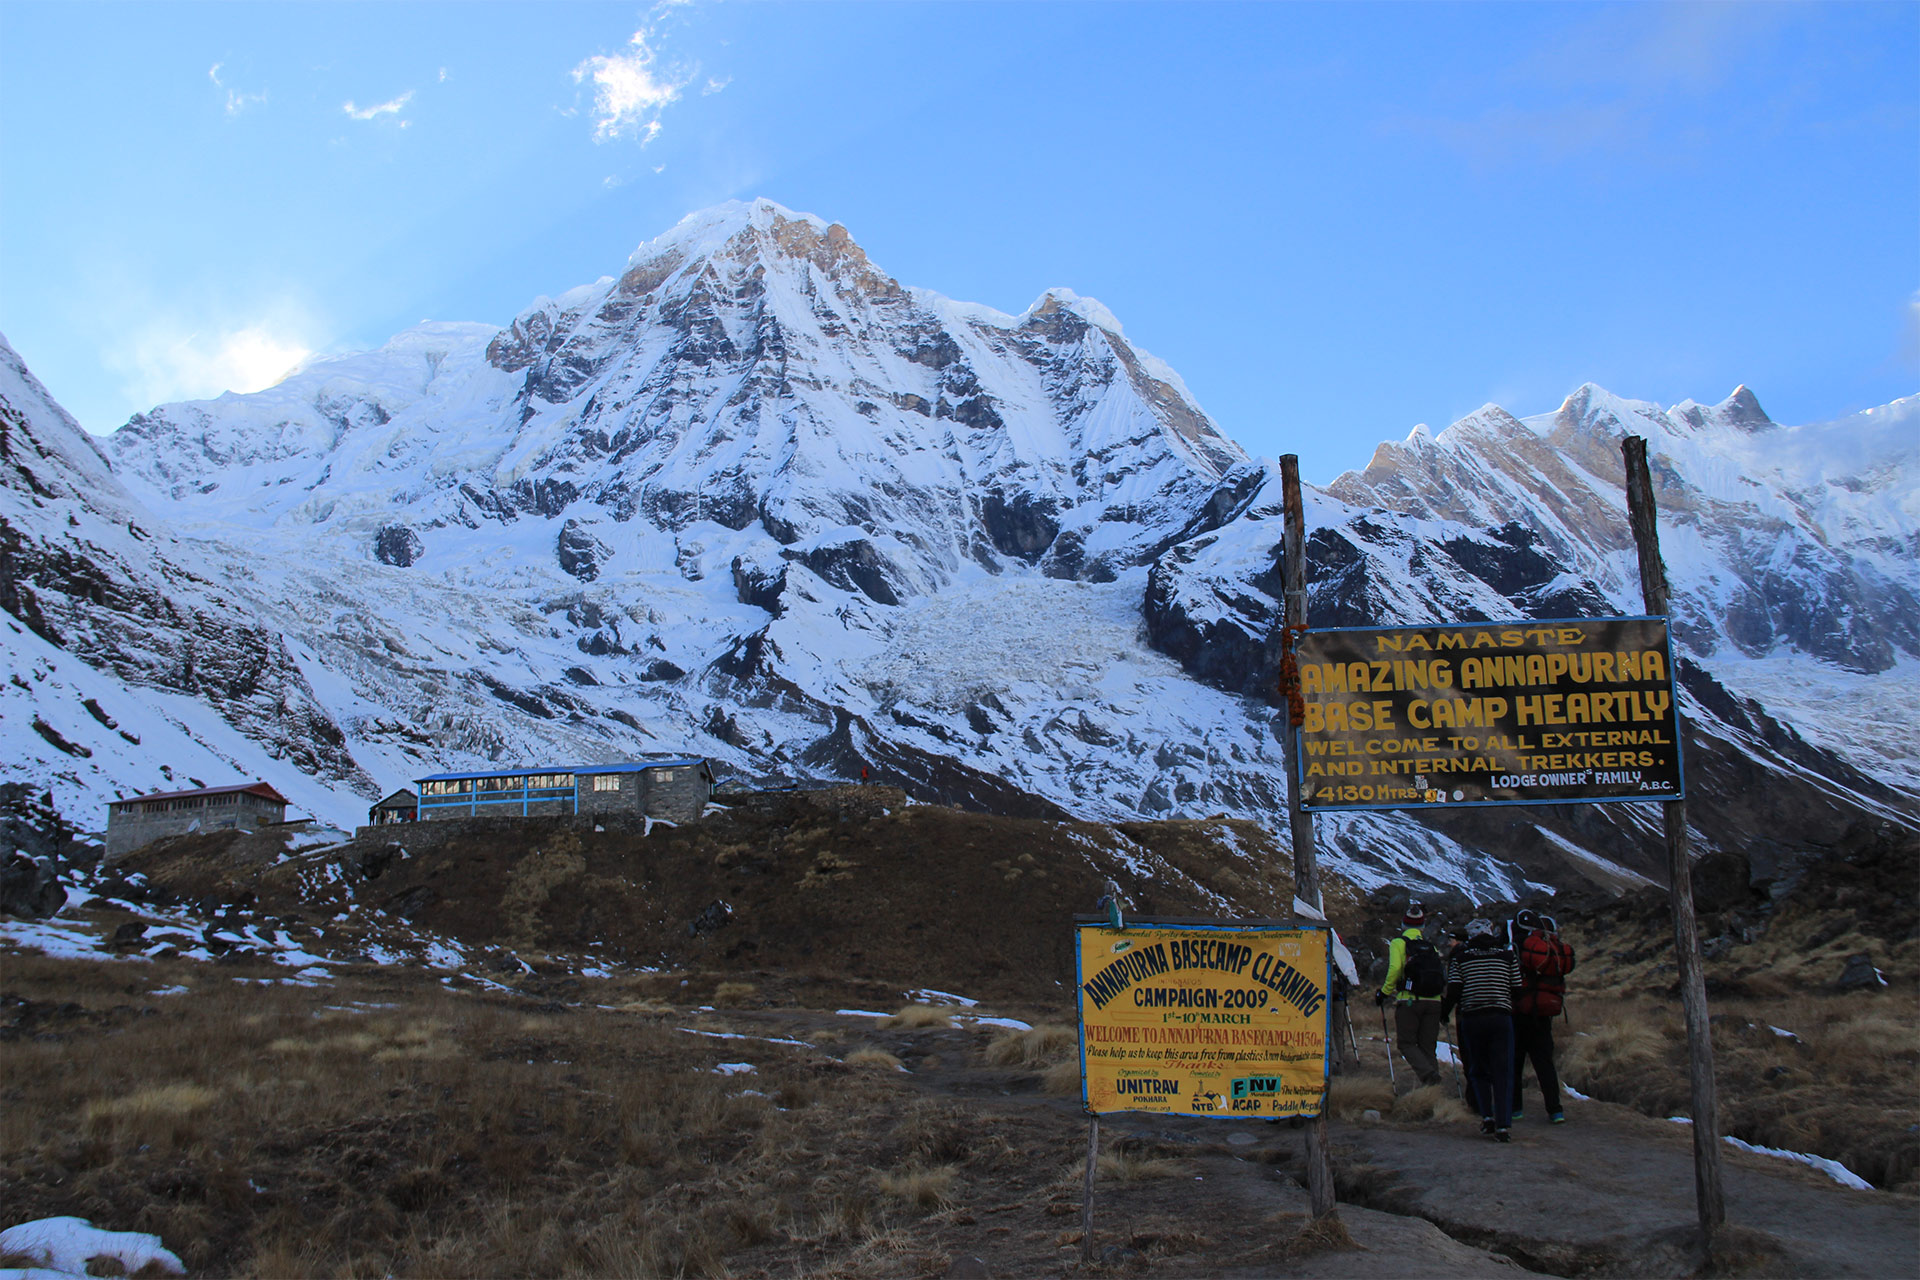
[1283,1212,1360,1256]
[844,1048,904,1070]
[982,1022,1076,1068]
[1390,1082,1477,1126]
[1096,1150,1189,1182]
[883,1003,954,1030]
[712,981,759,1007]
[1325,1076,1394,1121]
[876,1164,959,1208]
[1561,1013,1665,1085]
[81,1083,219,1148]
[1042,1058,1083,1096]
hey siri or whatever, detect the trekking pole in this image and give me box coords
[1443,1020,1461,1094]
[1344,999,1361,1062]
[1379,1002,1396,1087]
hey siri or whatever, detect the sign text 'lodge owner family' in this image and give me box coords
[1076,922,1331,1119]
[1295,616,1684,811]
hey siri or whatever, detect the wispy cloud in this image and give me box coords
[1389,2,1794,168]
[343,91,414,121]
[572,2,705,144]
[1898,290,1920,371]
[208,62,267,116]
[109,317,314,410]
[702,75,730,96]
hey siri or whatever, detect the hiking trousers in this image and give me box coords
[1460,1010,1514,1129]
[1512,1012,1561,1113]
[1394,999,1444,1086]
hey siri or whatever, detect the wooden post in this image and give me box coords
[1622,436,1726,1239]
[1079,1116,1100,1264]
[1278,453,1338,1219]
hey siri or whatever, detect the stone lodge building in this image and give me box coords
[105,782,290,860]
[413,758,715,825]
[368,789,418,825]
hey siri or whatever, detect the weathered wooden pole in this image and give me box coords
[1079,1116,1100,1264]
[1622,435,1725,1239]
[1278,453,1338,1219]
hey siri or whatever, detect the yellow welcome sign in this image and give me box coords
[1076,920,1330,1119]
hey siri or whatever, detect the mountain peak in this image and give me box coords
[1717,384,1772,430]
[615,198,897,302]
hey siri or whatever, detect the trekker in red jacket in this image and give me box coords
[1511,909,1576,1124]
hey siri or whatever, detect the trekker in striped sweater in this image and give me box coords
[1440,918,1520,1141]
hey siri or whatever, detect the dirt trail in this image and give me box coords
[724,1006,1919,1278]
[1342,1103,1916,1277]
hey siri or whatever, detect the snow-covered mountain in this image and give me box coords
[5,199,1915,897]
[1,334,375,826]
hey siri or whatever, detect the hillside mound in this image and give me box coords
[114,786,1365,1007]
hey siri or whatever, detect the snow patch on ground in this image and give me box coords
[0,1217,183,1278]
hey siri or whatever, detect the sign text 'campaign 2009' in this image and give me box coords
[1076,922,1330,1119]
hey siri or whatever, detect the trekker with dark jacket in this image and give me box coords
[1375,902,1446,1087]
[1441,918,1520,1140]
[1511,910,1576,1124]
[1444,925,1478,1113]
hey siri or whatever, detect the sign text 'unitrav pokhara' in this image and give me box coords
[1077,922,1331,1119]
[1295,617,1683,810]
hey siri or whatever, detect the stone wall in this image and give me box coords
[106,794,284,862]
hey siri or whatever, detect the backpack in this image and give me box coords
[1402,937,1447,998]
[1517,933,1575,1016]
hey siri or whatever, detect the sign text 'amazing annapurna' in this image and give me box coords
[1076,922,1330,1119]
[1295,617,1683,810]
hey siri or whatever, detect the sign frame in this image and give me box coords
[1073,915,1332,1121]
[1293,613,1686,813]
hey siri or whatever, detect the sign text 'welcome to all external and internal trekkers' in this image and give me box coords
[1295,617,1683,810]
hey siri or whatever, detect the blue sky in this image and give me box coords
[2,1,1913,482]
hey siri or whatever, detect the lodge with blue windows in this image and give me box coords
[412,758,715,825]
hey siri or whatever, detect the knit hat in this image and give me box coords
[1402,901,1427,926]
[1466,917,1495,939]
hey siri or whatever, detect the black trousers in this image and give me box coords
[1512,1012,1562,1113]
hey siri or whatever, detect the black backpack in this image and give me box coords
[1402,937,1447,998]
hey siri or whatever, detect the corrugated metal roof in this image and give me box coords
[413,758,708,783]
[111,781,290,807]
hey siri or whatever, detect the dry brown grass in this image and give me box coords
[1390,1082,1478,1126]
[844,1048,904,1071]
[982,1022,1077,1068]
[80,1083,219,1148]
[712,981,759,1007]
[875,1164,959,1209]
[1283,1212,1360,1256]
[882,1003,954,1030]
[4,953,1084,1278]
[1325,1076,1394,1121]
[1042,1058,1083,1097]
[1095,1150,1189,1182]
[1561,1010,1667,1086]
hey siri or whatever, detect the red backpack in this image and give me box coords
[1517,931,1575,1017]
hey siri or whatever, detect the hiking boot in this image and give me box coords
[1549,1111,1566,1124]
[1495,1129,1511,1143]
[1480,1118,1496,1136]
[1511,1110,1525,1122]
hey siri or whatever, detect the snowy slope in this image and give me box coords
[1,332,374,829]
[4,200,1912,897]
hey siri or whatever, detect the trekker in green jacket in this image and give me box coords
[1375,902,1447,1087]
